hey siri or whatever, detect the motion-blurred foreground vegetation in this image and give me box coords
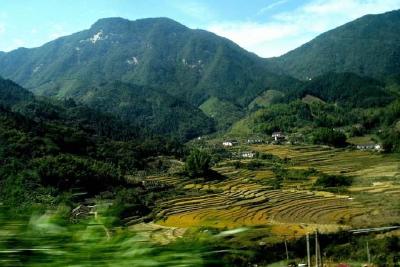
[0,205,212,267]
[0,205,399,267]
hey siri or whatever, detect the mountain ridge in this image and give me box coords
[1,11,400,137]
[274,9,400,79]
[0,16,291,107]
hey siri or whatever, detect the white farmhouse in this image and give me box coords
[271,132,285,141]
[222,140,239,147]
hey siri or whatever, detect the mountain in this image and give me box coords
[0,75,185,210]
[287,72,395,107]
[1,13,399,138]
[274,10,400,80]
[0,17,295,108]
[80,81,214,139]
[0,76,145,140]
[0,77,35,107]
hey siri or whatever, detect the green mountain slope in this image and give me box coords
[274,10,400,79]
[0,76,184,210]
[80,81,215,139]
[0,78,35,106]
[288,72,395,107]
[0,76,143,140]
[199,97,244,130]
[0,17,295,107]
[248,90,285,111]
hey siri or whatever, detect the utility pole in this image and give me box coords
[306,233,311,267]
[367,241,371,264]
[284,238,289,263]
[319,246,323,267]
[315,230,319,267]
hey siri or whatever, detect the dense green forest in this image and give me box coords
[0,77,185,215]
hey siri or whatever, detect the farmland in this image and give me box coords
[137,144,400,240]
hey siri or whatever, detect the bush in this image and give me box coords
[184,149,211,177]
[314,174,352,188]
[380,129,400,153]
[246,160,264,170]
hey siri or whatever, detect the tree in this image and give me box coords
[312,128,347,147]
[33,155,123,194]
[314,174,352,188]
[184,149,211,177]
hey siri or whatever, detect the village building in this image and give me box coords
[356,143,375,150]
[356,143,382,151]
[240,151,256,158]
[222,140,239,147]
[271,132,286,141]
[247,138,263,144]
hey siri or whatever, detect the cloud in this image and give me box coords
[208,22,304,57]
[207,0,400,57]
[257,0,289,15]
[275,0,400,31]
[0,38,26,52]
[48,24,68,40]
[173,0,215,21]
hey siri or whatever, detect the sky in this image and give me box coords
[0,0,399,58]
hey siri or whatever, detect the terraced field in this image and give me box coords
[138,145,399,238]
[155,168,363,229]
[252,145,399,178]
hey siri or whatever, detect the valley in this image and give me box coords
[0,6,400,266]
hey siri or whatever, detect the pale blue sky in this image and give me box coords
[0,0,399,57]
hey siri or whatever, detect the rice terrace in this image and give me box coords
[141,144,400,236]
[1,1,400,266]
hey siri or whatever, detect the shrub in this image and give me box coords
[185,149,211,177]
[314,174,352,188]
[246,160,264,170]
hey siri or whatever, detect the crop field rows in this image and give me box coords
[139,145,399,235]
[253,145,400,177]
[155,169,363,229]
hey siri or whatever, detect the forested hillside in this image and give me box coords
[274,10,400,79]
[0,18,296,106]
[0,76,184,211]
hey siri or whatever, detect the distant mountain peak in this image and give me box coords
[90,17,187,32]
[92,17,130,26]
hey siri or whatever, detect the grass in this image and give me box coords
[199,96,244,130]
[347,135,376,145]
[248,90,285,110]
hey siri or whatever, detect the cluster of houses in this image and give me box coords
[222,131,383,153]
[222,132,287,148]
[221,132,288,159]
